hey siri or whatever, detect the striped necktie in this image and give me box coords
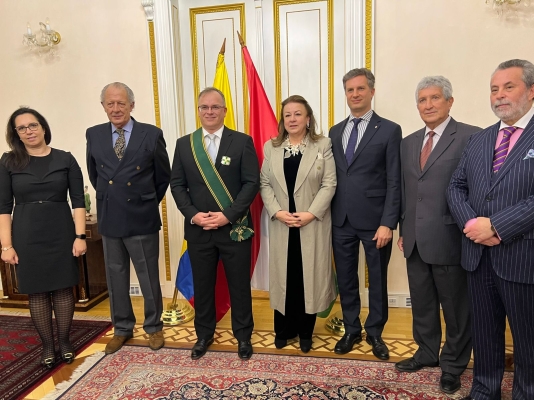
[114,129,126,160]
[420,131,435,170]
[493,126,517,173]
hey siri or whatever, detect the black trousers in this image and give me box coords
[274,226,316,340]
[188,238,254,341]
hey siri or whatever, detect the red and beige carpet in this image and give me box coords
[55,346,514,400]
[0,313,112,400]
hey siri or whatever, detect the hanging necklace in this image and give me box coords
[283,135,308,158]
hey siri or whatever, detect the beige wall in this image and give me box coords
[0,0,155,182]
[2,0,534,296]
[374,0,534,293]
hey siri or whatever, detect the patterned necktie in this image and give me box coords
[345,118,362,164]
[207,134,217,163]
[114,129,126,160]
[420,131,436,170]
[493,126,517,173]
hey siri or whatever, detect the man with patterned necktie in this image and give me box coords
[329,68,402,360]
[396,76,480,395]
[86,82,171,354]
[170,87,259,361]
[448,59,534,400]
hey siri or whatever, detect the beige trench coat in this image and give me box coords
[260,136,337,315]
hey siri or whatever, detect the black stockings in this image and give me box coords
[29,287,75,360]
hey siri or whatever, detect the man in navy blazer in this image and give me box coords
[86,82,171,354]
[330,68,402,360]
[448,59,534,400]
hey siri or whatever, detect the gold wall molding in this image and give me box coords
[189,4,248,130]
[273,0,333,127]
[148,20,171,281]
[365,0,372,70]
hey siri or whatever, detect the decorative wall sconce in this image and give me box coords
[487,0,531,12]
[23,19,61,53]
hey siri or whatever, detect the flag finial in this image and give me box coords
[237,31,245,47]
[219,38,226,55]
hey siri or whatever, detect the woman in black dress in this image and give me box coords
[0,108,86,368]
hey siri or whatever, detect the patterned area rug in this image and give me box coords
[0,314,112,400]
[59,346,514,399]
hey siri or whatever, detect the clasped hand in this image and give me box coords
[463,217,501,246]
[193,211,230,230]
[275,211,315,228]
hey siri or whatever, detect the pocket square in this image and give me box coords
[523,149,534,160]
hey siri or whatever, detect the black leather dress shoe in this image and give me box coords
[238,340,253,360]
[191,337,214,360]
[366,335,389,360]
[334,333,362,355]
[395,357,439,372]
[440,372,461,394]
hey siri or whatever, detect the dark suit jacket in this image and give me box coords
[448,114,534,284]
[330,111,402,230]
[400,118,480,265]
[170,127,260,243]
[86,118,171,238]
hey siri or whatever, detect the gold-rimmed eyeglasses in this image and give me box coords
[15,122,40,134]
[198,105,225,113]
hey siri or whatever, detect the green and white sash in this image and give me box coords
[190,128,253,242]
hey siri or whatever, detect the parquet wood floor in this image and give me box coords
[0,290,513,399]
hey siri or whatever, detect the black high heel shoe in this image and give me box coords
[61,351,76,364]
[41,355,55,369]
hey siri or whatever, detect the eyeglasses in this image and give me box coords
[198,105,225,113]
[15,122,40,134]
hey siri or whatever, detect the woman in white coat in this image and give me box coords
[260,95,337,353]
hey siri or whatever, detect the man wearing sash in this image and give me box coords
[170,87,260,360]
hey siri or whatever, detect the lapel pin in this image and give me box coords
[221,156,231,165]
[523,149,534,160]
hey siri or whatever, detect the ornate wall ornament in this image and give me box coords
[141,0,155,21]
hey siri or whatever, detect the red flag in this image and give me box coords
[241,44,278,281]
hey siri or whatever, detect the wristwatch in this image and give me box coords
[75,234,87,240]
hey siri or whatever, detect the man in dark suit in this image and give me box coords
[170,87,259,360]
[86,82,171,354]
[448,59,534,400]
[396,76,479,394]
[330,68,402,360]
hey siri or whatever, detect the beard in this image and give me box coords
[492,92,532,123]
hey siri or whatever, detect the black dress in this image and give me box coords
[274,150,317,341]
[0,149,84,294]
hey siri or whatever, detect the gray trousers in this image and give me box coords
[102,233,163,335]
[407,245,471,375]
